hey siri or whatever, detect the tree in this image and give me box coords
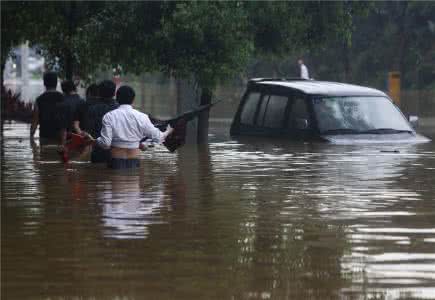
[306,1,435,90]
[1,1,35,85]
[1,1,109,81]
[31,1,107,80]
[80,1,166,75]
[155,2,253,142]
[92,1,252,142]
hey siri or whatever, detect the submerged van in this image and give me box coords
[230,78,430,144]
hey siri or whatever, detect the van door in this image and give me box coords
[254,93,290,136]
[286,95,313,139]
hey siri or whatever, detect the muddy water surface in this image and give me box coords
[2,122,435,299]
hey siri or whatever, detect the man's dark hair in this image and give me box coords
[86,83,99,98]
[43,72,57,89]
[61,80,76,94]
[116,85,135,105]
[98,80,116,99]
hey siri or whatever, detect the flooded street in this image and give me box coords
[2,122,435,300]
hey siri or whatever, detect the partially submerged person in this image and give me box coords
[30,72,64,144]
[73,83,99,134]
[85,80,119,163]
[95,85,173,169]
[58,80,85,146]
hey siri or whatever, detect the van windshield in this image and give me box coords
[313,96,412,134]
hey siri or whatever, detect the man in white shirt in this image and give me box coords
[298,59,309,79]
[95,85,173,169]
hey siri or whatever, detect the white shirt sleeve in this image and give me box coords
[96,114,113,149]
[142,114,164,143]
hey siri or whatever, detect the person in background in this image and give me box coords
[95,85,173,169]
[30,72,64,144]
[73,83,99,134]
[58,80,85,147]
[85,80,119,163]
[298,58,310,79]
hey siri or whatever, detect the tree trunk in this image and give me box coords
[1,61,5,133]
[395,2,409,83]
[176,78,183,115]
[197,87,212,144]
[342,41,352,82]
[65,51,73,81]
[176,78,198,144]
[64,0,76,80]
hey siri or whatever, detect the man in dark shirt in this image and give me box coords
[73,83,99,134]
[85,80,119,163]
[59,80,85,146]
[30,72,64,143]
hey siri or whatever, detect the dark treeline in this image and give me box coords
[250,2,435,91]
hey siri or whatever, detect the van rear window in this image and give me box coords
[240,93,261,125]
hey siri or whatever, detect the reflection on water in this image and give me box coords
[2,122,435,299]
[99,174,166,240]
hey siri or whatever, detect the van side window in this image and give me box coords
[240,92,261,125]
[263,95,289,128]
[288,97,310,129]
[256,95,270,125]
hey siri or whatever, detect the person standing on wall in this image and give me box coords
[298,59,310,79]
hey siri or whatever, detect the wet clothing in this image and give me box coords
[90,145,112,164]
[96,105,164,150]
[109,158,140,169]
[73,97,98,131]
[58,94,85,132]
[83,98,118,163]
[84,98,118,139]
[147,100,221,152]
[161,119,187,153]
[35,90,64,139]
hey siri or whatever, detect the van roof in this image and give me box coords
[250,78,388,97]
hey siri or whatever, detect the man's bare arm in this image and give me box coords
[73,120,82,134]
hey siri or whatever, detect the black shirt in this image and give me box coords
[73,97,98,131]
[83,98,118,164]
[58,94,85,132]
[35,90,64,139]
[84,98,119,138]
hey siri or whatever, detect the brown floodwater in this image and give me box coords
[2,122,435,300]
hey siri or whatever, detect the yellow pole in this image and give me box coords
[388,72,401,106]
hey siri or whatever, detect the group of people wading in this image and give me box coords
[30,72,174,169]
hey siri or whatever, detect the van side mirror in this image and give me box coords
[409,115,419,128]
[295,118,309,130]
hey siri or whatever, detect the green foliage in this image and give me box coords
[2,1,373,88]
[1,1,37,66]
[2,1,111,80]
[33,1,106,79]
[245,1,369,56]
[155,2,253,89]
[82,1,166,75]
